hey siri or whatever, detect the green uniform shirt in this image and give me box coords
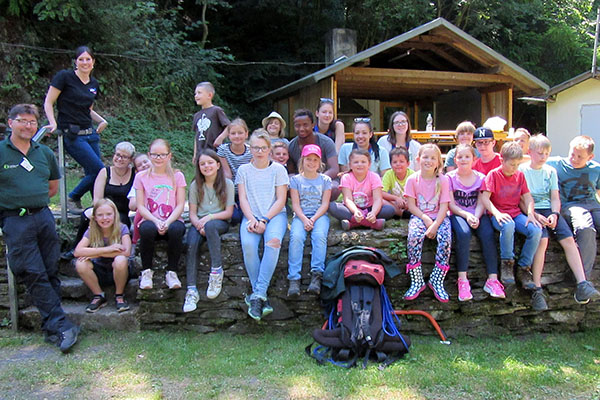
[0,137,60,210]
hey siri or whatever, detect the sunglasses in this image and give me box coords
[319,97,334,104]
[354,117,371,123]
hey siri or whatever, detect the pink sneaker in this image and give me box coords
[484,279,506,299]
[457,278,473,301]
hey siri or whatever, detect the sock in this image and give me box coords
[211,267,223,275]
[187,286,198,292]
[99,291,105,298]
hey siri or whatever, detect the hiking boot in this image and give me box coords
[287,279,301,297]
[457,278,473,301]
[183,288,200,313]
[262,298,273,317]
[44,333,61,347]
[67,198,83,215]
[307,273,323,294]
[574,280,600,304]
[428,263,450,303]
[59,326,80,353]
[139,269,153,290]
[483,279,506,299]
[531,288,548,311]
[85,295,107,313]
[60,250,74,261]
[115,295,130,313]
[516,266,535,290]
[500,259,515,285]
[404,263,426,300]
[248,297,263,321]
[206,270,224,299]
[165,271,182,289]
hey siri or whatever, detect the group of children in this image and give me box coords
[74,80,600,322]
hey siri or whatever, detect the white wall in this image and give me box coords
[547,78,600,158]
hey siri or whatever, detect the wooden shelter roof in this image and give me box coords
[255,18,548,102]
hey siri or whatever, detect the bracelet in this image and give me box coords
[261,216,271,223]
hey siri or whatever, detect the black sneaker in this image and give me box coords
[115,295,130,313]
[59,326,80,353]
[60,250,74,261]
[262,299,273,317]
[44,333,61,347]
[531,288,548,311]
[307,273,323,294]
[86,295,107,313]
[248,297,263,321]
[516,266,535,290]
[574,281,600,304]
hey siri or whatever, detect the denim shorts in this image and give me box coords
[536,208,573,240]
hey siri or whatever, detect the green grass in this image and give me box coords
[1,329,599,399]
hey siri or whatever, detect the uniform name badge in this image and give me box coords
[20,157,34,172]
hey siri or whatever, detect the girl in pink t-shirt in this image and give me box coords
[404,143,452,302]
[134,139,187,291]
[329,149,395,230]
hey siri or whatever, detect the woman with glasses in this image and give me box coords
[236,129,289,321]
[314,98,345,153]
[377,111,421,171]
[338,118,390,176]
[44,46,108,214]
[62,142,137,261]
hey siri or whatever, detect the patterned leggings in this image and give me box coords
[407,215,452,266]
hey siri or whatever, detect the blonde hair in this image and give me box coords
[417,143,443,197]
[570,135,595,154]
[147,138,177,189]
[515,128,531,139]
[500,142,523,161]
[298,153,325,174]
[528,134,552,152]
[272,141,288,151]
[455,121,476,139]
[455,143,477,158]
[250,129,272,148]
[229,117,249,134]
[88,199,123,248]
[195,81,215,94]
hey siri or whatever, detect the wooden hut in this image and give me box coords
[255,18,548,141]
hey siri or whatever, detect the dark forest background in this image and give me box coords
[1,0,599,160]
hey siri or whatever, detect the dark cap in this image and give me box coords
[473,127,494,140]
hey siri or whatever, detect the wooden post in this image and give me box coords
[57,132,68,224]
[6,249,18,332]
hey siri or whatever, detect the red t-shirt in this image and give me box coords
[473,153,502,175]
[482,167,529,218]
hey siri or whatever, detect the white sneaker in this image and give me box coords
[165,270,182,289]
[206,270,224,299]
[183,289,200,312]
[139,269,153,290]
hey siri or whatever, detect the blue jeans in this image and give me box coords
[450,214,498,274]
[185,219,229,286]
[1,208,75,336]
[287,214,330,281]
[240,213,287,300]
[63,132,104,201]
[491,213,542,268]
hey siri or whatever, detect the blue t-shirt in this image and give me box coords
[546,157,600,206]
[338,143,391,174]
[290,174,332,218]
[518,163,558,210]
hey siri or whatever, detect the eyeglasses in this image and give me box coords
[14,118,38,126]
[319,97,334,104]
[114,153,131,160]
[354,117,371,123]
[393,120,408,126]
[475,140,494,146]
[149,153,170,159]
[250,146,269,153]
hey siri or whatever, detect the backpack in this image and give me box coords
[306,259,411,369]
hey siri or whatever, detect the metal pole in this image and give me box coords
[593,7,600,77]
[6,248,18,332]
[57,132,68,224]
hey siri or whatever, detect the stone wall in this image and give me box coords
[2,218,600,337]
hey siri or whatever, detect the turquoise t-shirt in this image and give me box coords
[546,157,600,206]
[518,163,558,210]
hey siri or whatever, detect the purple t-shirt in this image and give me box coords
[447,170,485,215]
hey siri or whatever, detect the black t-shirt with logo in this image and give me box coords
[50,69,99,130]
